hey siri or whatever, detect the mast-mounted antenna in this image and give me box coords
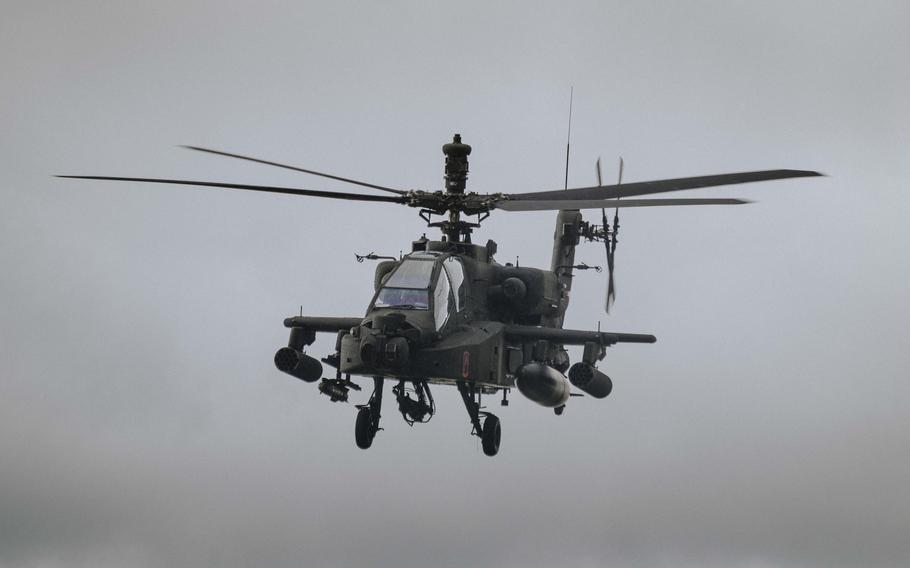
[564,87,574,190]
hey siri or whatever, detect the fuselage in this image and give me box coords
[338,239,566,388]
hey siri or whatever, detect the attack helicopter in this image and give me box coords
[60,135,821,456]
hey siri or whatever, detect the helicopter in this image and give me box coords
[59,134,821,456]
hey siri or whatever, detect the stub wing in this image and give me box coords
[284,316,364,332]
[503,324,656,346]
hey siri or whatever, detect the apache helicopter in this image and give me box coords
[60,135,821,456]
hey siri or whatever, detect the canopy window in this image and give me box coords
[383,259,434,289]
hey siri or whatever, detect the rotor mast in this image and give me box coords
[441,134,473,243]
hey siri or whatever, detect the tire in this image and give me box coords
[481,414,501,456]
[355,407,374,449]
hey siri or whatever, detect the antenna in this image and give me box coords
[564,87,574,190]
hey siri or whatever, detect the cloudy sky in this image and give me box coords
[2,1,909,566]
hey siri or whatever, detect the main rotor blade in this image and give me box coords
[495,197,751,212]
[506,169,822,203]
[181,145,408,195]
[56,176,407,203]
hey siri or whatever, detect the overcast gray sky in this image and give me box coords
[2,1,909,566]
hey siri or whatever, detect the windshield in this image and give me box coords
[374,287,429,310]
[371,257,463,320]
[383,260,434,288]
[373,260,435,310]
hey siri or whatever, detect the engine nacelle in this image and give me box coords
[568,362,613,398]
[488,267,560,323]
[501,277,527,300]
[274,347,323,383]
[516,363,571,407]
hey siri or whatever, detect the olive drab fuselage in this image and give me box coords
[280,208,657,411]
[337,240,564,388]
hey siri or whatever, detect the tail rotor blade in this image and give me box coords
[603,207,616,313]
[605,157,623,313]
[605,259,616,313]
[601,201,617,312]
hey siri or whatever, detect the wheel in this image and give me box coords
[481,414,501,456]
[355,407,374,449]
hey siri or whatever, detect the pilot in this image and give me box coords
[381,288,428,309]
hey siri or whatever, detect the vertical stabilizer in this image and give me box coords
[545,209,583,329]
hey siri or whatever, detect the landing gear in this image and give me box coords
[354,377,383,450]
[457,380,502,457]
[354,407,375,449]
[354,378,505,454]
[481,414,501,456]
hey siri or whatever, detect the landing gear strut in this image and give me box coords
[457,381,501,457]
[355,377,383,449]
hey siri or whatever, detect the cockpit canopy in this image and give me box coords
[372,253,465,330]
